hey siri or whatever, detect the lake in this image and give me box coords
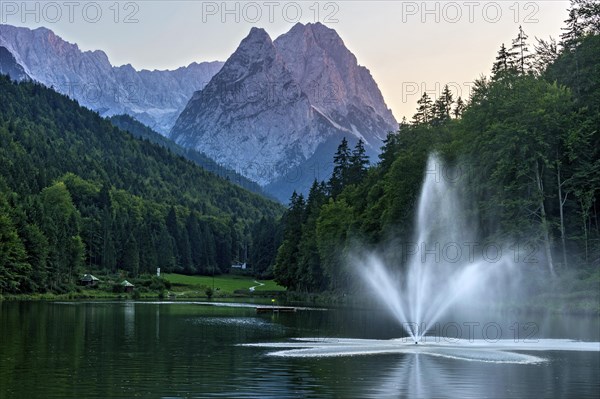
[1,301,598,398]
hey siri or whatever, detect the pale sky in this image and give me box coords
[2,1,571,120]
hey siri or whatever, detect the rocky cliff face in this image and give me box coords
[0,24,223,134]
[0,46,29,81]
[274,23,397,145]
[170,23,397,192]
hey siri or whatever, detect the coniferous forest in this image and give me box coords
[0,75,283,295]
[273,2,599,295]
[109,114,269,196]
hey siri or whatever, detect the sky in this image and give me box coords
[1,1,571,120]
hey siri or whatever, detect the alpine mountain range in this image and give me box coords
[0,22,397,202]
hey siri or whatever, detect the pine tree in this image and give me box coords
[399,117,409,130]
[576,0,600,35]
[273,192,306,289]
[99,188,116,272]
[179,227,193,274]
[165,207,182,271]
[412,93,433,125]
[329,138,351,198]
[511,26,532,74]
[566,7,580,41]
[39,182,83,290]
[157,223,176,273]
[532,37,558,75]
[492,43,518,77]
[379,131,400,172]
[559,0,600,50]
[296,180,328,291]
[202,223,217,273]
[20,223,49,291]
[349,139,370,183]
[0,213,31,294]
[432,85,454,125]
[186,214,203,274]
[122,235,140,277]
[453,97,466,119]
[250,216,279,277]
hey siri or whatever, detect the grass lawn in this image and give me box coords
[163,273,285,295]
[253,280,286,291]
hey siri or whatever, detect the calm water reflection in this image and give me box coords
[0,301,598,398]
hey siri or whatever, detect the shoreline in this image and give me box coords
[2,287,597,316]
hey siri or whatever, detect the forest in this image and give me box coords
[0,76,282,295]
[109,114,269,197]
[273,1,599,294]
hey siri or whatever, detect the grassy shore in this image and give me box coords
[163,273,285,297]
[0,273,286,301]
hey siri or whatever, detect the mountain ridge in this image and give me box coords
[0,24,224,135]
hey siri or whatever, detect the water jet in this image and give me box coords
[354,154,519,342]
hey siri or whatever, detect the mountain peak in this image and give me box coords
[171,24,397,196]
[284,22,341,41]
[32,26,53,35]
[232,27,275,60]
[245,27,272,43]
[208,26,279,84]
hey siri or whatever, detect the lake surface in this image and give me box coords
[1,301,598,398]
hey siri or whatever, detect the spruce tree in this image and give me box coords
[432,86,453,125]
[329,138,351,198]
[492,43,516,77]
[453,97,466,119]
[412,93,433,125]
[349,139,369,183]
[510,26,532,74]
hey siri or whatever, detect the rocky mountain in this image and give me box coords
[0,24,223,134]
[170,23,397,199]
[274,22,396,142]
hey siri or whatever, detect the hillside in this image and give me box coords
[109,114,268,197]
[0,75,282,294]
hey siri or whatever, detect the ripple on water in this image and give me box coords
[187,316,285,330]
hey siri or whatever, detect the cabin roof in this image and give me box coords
[80,274,100,281]
[121,280,134,287]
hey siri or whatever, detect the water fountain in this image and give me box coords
[354,154,515,342]
[244,154,599,363]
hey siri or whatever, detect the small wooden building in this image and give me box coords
[79,274,100,287]
[121,280,134,293]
